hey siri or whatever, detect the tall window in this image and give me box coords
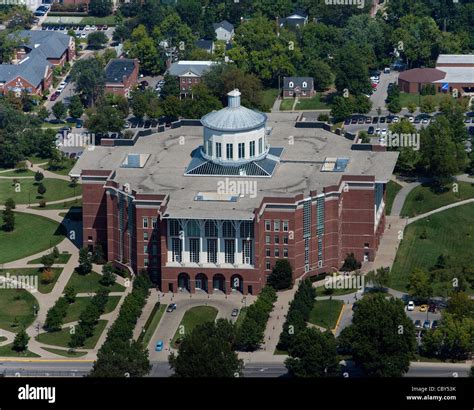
[189,238,200,263]
[226,143,233,160]
[282,221,289,232]
[258,138,263,154]
[216,142,222,158]
[274,220,280,232]
[169,219,180,236]
[152,217,157,229]
[242,240,252,264]
[205,220,218,237]
[187,220,200,236]
[207,238,217,263]
[207,140,212,156]
[143,217,148,228]
[222,221,235,237]
[250,141,255,157]
[240,221,254,238]
[238,142,245,159]
[171,238,182,262]
[265,220,271,231]
[144,232,148,241]
[224,239,235,264]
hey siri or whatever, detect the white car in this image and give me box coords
[84,25,91,31]
[57,85,65,93]
[375,128,381,135]
[422,118,429,124]
[80,32,87,39]
[408,116,414,122]
[90,25,97,31]
[407,301,415,311]
[392,117,400,123]
[380,128,387,137]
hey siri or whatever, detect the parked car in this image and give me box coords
[367,126,374,135]
[166,303,177,312]
[428,303,436,313]
[407,301,415,311]
[344,118,351,125]
[140,80,149,87]
[419,304,428,313]
[50,93,59,101]
[76,119,83,128]
[379,117,386,123]
[372,116,379,123]
[351,118,358,124]
[155,340,163,352]
[380,129,387,137]
[423,320,431,329]
[408,116,414,122]
[357,118,365,124]
[365,117,372,124]
[231,308,239,317]
[414,320,422,329]
[431,320,439,329]
[84,25,91,31]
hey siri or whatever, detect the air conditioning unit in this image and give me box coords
[318,260,323,268]
[244,257,251,265]
[304,264,310,273]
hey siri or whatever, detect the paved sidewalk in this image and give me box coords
[408,198,474,225]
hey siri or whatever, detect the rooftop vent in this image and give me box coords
[227,89,241,108]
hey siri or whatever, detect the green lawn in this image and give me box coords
[33,199,82,210]
[0,344,40,357]
[63,296,121,324]
[398,93,465,109]
[294,94,330,110]
[0,178,82,205]
[400,182,474,217]
[308,299,344,330]
[0,289,38,333]
[41,347,87,358]
[27,155,49,165]
[280,99,295,111]
[0,213,66,264]
[386,180,403,215]
[315,286,357,297]
[172,306,218,347]
[46,159,77,176]
[261,88,279,112]
[0,169,35,177]
[66,270,126,294]
[0,268,63,294]
[27,253,71,265]
[139,304,166,347]
[391,204,474,295]
[234,306,247,328]
[37,319,107,349]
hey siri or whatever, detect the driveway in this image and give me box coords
[370,70,399,114]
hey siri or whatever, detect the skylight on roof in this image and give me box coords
[321,157,349,172]
[121,153,150,168]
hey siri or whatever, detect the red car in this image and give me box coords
[50,92,59,101]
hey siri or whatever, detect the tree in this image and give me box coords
[330,96,354,123]
[338,294,416,377]
[52,101,67,120]
[366,267,391,290]
[341,253,361,271]
[303,59,333,91]
[407,268,433,302]
[40,253,55,269]
[2,204,15,232]
[446,292,474,319]
[89,0,112,17]
[285,328,339,377]
[69,95,84,119]
[387,99,402,114]
[4,198,15,210]
[100,263,117,287]
[169,319,243,377]
[78,248,92,275]
[268,259,292,290]
[34,171,44,183]
[123,25,163,75]
[333,42,371,95]
[407,102,417,114]
[64,285,76,304]
[85,105,124,134]
[41,268,55,284]
[37,182,46,197]
[13,327,29,352]
[87,31,108,49]
[420,96,436,113]
[70,58,105,106]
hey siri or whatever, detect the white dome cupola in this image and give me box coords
[200,89,269,166]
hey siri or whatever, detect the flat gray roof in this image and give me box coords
[72,114,398,219]
[436,54,474,65]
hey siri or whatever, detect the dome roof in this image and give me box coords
[201,89,267,131]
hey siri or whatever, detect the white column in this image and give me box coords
[199,220,205,263]
[235,221,242,265]
[217,221,225,264]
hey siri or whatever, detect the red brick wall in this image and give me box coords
[82,182,108,250]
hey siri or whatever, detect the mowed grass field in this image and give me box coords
[0,289,38,333]
[0,213,66,264]
[37,320,108,349]
[66,271,126,294]
[0,178,81,205]
[391,204,474,295]
[401,182,474,217]
[0,268,63,294]
[386,180,403,215]
[172,306,218,347]
[63,296,121,324]
[308,300,344,330]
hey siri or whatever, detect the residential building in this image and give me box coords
[279,10,308,29]
[71,89,398,295]
[168,60,215,98]
[213,20,234,42]
[104,58,139,98]
[195,39,214,54]
[0,30,74,96]
[282,77,315,99]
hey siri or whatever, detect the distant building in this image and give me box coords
[168,60,215,98]
[104,58,139,98]
[195,39,214,54]
[0,30,74,96]
[282,77,315,99]
[279,10,308,29]
[213,20,234,42]
[398,55,474,94]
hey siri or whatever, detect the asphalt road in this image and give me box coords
[0,359,470,378]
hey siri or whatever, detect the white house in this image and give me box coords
[213,20,234,42]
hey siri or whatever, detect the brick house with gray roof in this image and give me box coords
[282,77,315,99]
[0,30,75,96]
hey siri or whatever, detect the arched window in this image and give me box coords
[289,81,294,88]
[302,81,307,88]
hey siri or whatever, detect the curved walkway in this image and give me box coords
[407,198,474,225]
[390,180,421,216]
